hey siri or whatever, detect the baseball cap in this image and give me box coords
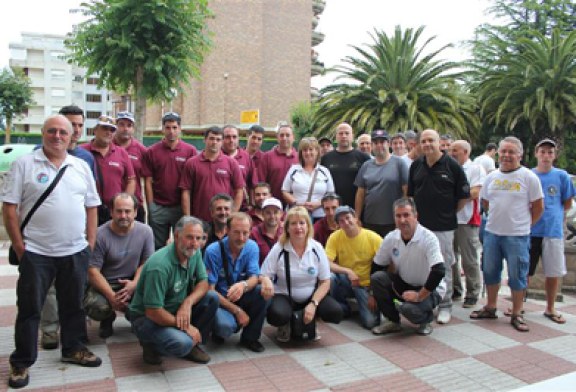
[116,111,134,123]
[334,205,355,222]
[370,129,389,140]
[95,115,116,130]
[262,197,283,210]
[535,138,556,149]
[318,136,332,144]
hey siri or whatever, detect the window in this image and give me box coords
[86,94,102,103]
[86,77,99,85]
[50,51,65,60]
[51,88,65,98]
[86,111,100,119]
[51,69,65,80]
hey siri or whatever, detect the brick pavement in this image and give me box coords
[1,246,576,391]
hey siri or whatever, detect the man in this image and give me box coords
[401,131,420,168]
[251,197,284,265]
[474,142,497,174]
[113,111,148,222]
[439,134,453,152]
[355,130,408,238]
[470,136,544,333]
[180,126,244,223]
[204,213,273,352]
[318,136,334,157]
[246,124,265,175]
[85,193,154,339]
[248,182,272,227]
[321,123,371,208]
[390,133,407,157]
[128,216,219,365]
[529,139,574,324]
[407,129,470,324]
[313,192,341,246]
[257,123,298,202]
[142,112,197,250]
[450,140,486,308]
[81,115,136,225]
[205,193,234,248]
[326,206,382,329]
[222,125,254,209]
[356,133,372,156]
[405,130,418,152]
[58,105,95,171]
[371,198,446,336]
[2,115,102,389]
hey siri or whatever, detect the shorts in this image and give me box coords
[482,231,530,291]
[529,237,566,278]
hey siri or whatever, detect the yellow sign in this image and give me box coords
[240,110,259,124]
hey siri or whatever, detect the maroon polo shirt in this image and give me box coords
[114,139,147,203]
[257,146,298,202]
[250,150,264,185]
[250,223,283,266]
[81,142,135,206]
[224,148,254,211]
[179,151,245,222]
[248,208,264,227]
[141,139,197,206]
[313,217,336,247]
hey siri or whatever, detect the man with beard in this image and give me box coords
[84,193,154,339]
[205,193,234,249]
[313,192,341,247]
[128,216,219,365]
[250,197,284,265]
[248,182,272,227]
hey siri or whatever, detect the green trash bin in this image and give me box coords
[0,144,36,174]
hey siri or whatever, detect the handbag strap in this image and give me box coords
[306,168,319,202]
[282,249,294,305]
[218,240,234,287]
[20,165,69,232]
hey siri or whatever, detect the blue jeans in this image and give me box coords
[330,273,380,329]
[212,286,270,342]
[10,247,91,369]
[482,231,530,291]
[130,291,218,358]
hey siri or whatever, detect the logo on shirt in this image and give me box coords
[109,161,120,167]
[174,279,184,293]
[307,266,316,275]
[37,173,49,184]
[492,179,521,192]
[216,168,229,176]
[547,185,558,197]
[393,248,400,257]
[129,154,138,161]
[175,157,186,162]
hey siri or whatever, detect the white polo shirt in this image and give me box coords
[457,159,486,224]
[261,239,331,303]
[374,224,446,297]
[0,149,100,256]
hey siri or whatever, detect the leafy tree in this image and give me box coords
[0,68,34,143]
[66,0,212,140]
[290,101,318,140]
[313,26,479,139]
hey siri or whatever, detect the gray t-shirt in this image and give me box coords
[354,156,408,225]
[90,221,155,283]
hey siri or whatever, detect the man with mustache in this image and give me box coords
[84,193,154,339]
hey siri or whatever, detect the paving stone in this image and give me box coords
[529,335,576,364]
[431,323,520,355]
[0,288,16,307]
[116,372,171,392]
[165,366,225,391]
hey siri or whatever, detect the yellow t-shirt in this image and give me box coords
[325,228,383,287]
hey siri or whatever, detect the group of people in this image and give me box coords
[2,108,573,389]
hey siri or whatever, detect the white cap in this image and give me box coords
[262,197,283,210]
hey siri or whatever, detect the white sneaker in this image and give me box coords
[437,309,452,324]
[372,321,402,335]
[276,324,290,343]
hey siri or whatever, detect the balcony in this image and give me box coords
[312,0,326,15]
[312,31,325,46]
[311,60,325,77]
[312,15,319,29]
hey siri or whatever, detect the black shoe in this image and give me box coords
[99,313,116,339]
[185,345,210,364]
[8,366,29,389]
[462,298,478,308]
[240,339,265,353]
[211,334,225,345]
[142,343,162,365]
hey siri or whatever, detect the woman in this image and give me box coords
[261,206,343,342]
[281,137,334,221]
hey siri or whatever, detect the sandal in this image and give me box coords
[503,308,524,317]
[511,315,529,332]
[544,312,566,324]
[470,307,498,320]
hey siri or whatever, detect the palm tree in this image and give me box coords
[474,29,576,160]
[313,26,479,139]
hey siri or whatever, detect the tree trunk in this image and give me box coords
[134,66,146,142]
[4,116,12,144]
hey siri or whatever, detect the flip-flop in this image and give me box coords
[511,315,529,332]
[544,312,566,324]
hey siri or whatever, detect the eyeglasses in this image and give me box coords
[162,111,181,120]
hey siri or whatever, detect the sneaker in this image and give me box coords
[142,343,162,365]
[437,309,452,324]
[416,323,433,336]
[185,345,210,364]
[372,321,402,335]
[240,339,265,353]
[61,348,102,367]
[41,331,59,350]
[99,313,116,339]
[8,366,29,389]
[462,298,477,308]
[276,324,290,343]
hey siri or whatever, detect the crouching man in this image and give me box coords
[204,212,273,352]
[371,198,446,336]
[128,216,218,365]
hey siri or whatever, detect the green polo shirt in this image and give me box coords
[129,243,207,318]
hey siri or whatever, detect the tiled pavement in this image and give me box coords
[1,245,576,391]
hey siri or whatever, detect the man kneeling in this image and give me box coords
[371,198,446,336]
[128,216,218,365]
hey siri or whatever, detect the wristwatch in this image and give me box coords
[310,299,319,307]
[242,280,248,292]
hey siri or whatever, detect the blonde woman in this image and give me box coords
[260,207,342,342]
[281,138,334,221]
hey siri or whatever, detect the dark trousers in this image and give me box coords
[266,294,343,326]
[371,271,441,325]
[10,247,91,368]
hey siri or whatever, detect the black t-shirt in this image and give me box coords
[407,153,470,231]
[321,149,371,207]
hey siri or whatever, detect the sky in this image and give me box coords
[0,0,497,87]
